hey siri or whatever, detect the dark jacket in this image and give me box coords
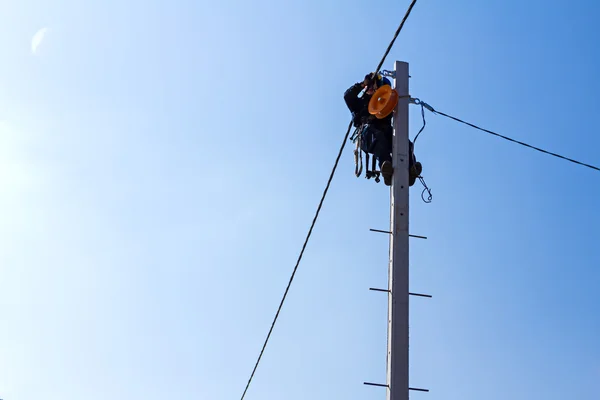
[344,82,393,133]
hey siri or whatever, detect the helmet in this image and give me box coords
[365,73,391,89]
[379,76,391,87]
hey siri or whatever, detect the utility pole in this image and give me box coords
[387,60,410,400]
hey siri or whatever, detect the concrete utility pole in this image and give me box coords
[387,60,410,400]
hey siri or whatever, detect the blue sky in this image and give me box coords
[1,0,599,399]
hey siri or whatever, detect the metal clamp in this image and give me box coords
[410,97,435,112]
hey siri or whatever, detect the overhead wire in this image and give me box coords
[238,1,419,399]
[423,103,599,172]
[374,0,419,75]
[436,109,599,171]
[239,119,352,400]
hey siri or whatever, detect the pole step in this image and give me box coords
[369,228,427,239]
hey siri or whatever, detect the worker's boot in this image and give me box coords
[381,160,393,186]
[409,162,422,187]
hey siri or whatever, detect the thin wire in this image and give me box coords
[418,176,432,203]
[374,0,418,75]
[413,103,426,144]
[431,109,600,172]
[239,2,419,398]
[239,122,353,400]
[410,103,431,202]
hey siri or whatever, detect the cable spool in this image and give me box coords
[368,85,398,119]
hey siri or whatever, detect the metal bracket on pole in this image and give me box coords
[381,70,411,79]
[369,228,428,239]
[364,382,429,393]
[369,289,431,298]
[409,292,432,298]
[364,382,389,388]
[370,288,391,293]
[370,228,393,234]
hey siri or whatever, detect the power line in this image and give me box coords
[375,0,418,75]
[238,1,419,399]
[435,109,599,172]
[414,99,599,172]
[239,120,353,400]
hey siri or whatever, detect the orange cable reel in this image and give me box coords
[368,85,398,119]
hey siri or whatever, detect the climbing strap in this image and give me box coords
[351,125,364,177]
[354,132,363,177]
[351,124,380,182]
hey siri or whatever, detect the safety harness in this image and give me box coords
[350,124,381,183]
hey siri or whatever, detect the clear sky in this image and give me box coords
[1,0,599,399]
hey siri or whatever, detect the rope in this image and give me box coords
[239,2,419,398]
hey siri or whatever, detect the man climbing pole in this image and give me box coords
[344,72,422,187]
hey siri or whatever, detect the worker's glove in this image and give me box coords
[363,73,374,87]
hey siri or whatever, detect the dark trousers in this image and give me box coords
[359,124,418,170]
[359,124,392,168]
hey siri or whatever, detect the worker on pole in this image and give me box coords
[344,72,422,187]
